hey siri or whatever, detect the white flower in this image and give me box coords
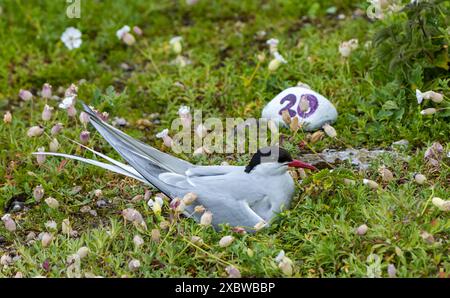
[45,220,57,230]
[61,27,82,50]
[268,52,287,71]
[339,39,358,57]
[156,129,169,138]
[178,105,190,117]
[116,25,131,39]
[266,38,279,54]
[128,259,141,271]
[133,235,144,247]
[156,129,173,147]
[416,89,444,104]
[416,89,424,104]
[275,250,285,263]
[3,111,12,124]
[59,96,75,109]
[170,36,183,54]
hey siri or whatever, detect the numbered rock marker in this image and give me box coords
[262,87,337,131]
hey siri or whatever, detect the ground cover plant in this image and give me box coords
[0,0,449,277]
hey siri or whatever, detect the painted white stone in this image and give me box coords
[262,87,337,131]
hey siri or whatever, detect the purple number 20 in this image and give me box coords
[278,93,318,119]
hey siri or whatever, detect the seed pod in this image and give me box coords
[19,89,33,101]
[49,138,59,152]
[133,235,144,247]
[41,232,53,247]
[42,105,54,121]
[431,197,450,212]
[278,257,293,276]
[225,265,241,278]
[122,32,136,46]
[355,224,368,236]
[343,178,356,186]
[298,96,310,112]
[414,173,427,185]
[310,131,324,143]
[79,112,90,125]
[420,108,437,115]
[61,218,72,235]
[363,179,379,190]
[33,185,44,202]
[151,229,161,242]
[387,264,396,278]
[289,117,300,132]
[77,246,89,259]
[420,231,435,244]
[182,192,197,205]
[323,124,337,138]
[42,83,52,99]
[0,254,12,266]
[3,111,12,124]
[128,259,141,271]
[378,166,394,182]
[27,126,44,137]
[281,110,291,124]
[194,205,205,213]
[1,214,16,232]
[219,235,234,248]
[45,197,59,209]
[51,123,63,135]
[200,211,213,226]
[190,236,204,246]
[254,221,267,231]
[80,131,90,145]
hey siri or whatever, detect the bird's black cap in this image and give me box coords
[245,146,293,173]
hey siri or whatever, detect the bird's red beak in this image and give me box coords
[288,159,317,171]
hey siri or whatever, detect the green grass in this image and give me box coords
[0,0,449,277]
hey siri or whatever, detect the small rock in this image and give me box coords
[262,87,337,131]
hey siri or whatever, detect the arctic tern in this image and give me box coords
[36,104,316,231]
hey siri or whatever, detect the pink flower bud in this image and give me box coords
[36,147,46,165]
[355,224,368,235]
[42,104,54,121]
[79,112,90,125]
[133,26,143,36]
[67,105,77,117]
[27,126,44,137]
[51,123,63,135]
[122,32,136,46]
[3,111,12,124]
[1,214,17,232]
[225,265,241,278]
[65,84,78,97]
[80,130,90,144]
[41,232,53,247]
[19,89,33,101]
[42,83,52,99]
